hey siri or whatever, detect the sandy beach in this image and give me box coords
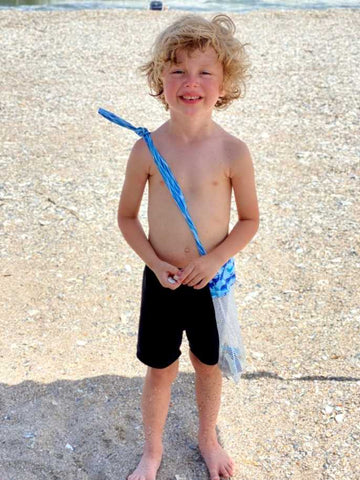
[1,7,359,480]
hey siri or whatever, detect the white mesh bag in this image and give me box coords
[208,257,246,382]
[212,283,246,382]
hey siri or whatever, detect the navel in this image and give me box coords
[184,247,190,254]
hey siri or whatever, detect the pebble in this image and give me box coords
[335,414,345,423]
[252,351,264,360]
[243,290,260,302]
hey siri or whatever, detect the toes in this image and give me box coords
[210,467,232,480]
[219,462,234,479]
[219,467,231,479]
[226,461,235,476]
[210,470,221,480]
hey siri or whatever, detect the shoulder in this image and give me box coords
[219,130,253,177]
[220,130,250,158]
[127,136,153,175]
[130,136,150,159]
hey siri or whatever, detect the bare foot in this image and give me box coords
[199,439,234,480]
[127,446,163,480]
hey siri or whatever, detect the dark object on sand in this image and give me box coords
[150,1,163,10]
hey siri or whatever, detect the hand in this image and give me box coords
[178,254,222,290]
[152,260,183,290]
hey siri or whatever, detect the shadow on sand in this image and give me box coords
[0,373,218,480]
[1,370,358,479]
[242,371,360,382]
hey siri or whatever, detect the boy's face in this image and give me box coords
[161,47,225,117]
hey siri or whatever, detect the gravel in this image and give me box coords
[0,7,359,480]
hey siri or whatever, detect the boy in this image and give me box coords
[117,14,259,480]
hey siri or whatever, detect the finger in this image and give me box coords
[172,270,183,282]
[163,265,180,281]
[179,265,195,284]
[162,263,182,286]
[187,273,204,287]
[163,279,180,290]
[167,265,182,277]
[193,278,208,289]
[166,274,182,288]
[182,269,200,286]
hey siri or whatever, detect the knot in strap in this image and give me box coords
[134,126,150,138]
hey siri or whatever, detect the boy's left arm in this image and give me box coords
[180,142,259,289]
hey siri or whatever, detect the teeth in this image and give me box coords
[183,96,200,100]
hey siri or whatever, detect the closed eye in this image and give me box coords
[201,71,211,75]
[171,70,184,74]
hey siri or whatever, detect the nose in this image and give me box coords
[184,73,199,87]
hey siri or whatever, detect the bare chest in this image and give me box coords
[149,142,229,197]
[146,138,232,264]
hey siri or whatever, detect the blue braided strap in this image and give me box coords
[98,108,236,298]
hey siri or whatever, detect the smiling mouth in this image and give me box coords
[180,95,202,102]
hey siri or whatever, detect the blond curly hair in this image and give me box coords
[141,14,250,110]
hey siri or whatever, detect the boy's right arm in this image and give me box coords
[117,139,182,289]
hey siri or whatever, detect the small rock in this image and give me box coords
[331,257,342,263]
[244,290,260,302]
[323,405,333,415]
[335,414,344,423]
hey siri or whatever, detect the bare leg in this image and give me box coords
[128,360,179,480]
[190,352,234,480]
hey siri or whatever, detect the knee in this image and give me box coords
[190,351,219,377]
[147,361,179,386]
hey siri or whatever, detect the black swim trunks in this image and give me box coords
[137,266,219,369]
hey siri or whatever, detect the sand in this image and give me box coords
[0,7,359,480]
